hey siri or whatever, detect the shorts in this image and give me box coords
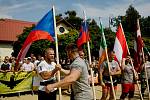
[122,83,135,93]
[102,83,117,92]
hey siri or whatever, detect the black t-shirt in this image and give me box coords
[1,63,10,70]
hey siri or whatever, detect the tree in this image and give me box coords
[118,5,150,55]
[140,16,150,36]
[122,5,141,34]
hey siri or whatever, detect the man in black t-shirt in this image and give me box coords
[0,56,11,72]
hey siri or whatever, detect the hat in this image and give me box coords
[27,57,31,60]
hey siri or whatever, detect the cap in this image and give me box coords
[27,57,32,60]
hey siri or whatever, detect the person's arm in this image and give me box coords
[31,63,35,71]
[40,68,60,80]
[113,68,121,75]
[121,58,126,70]
[98,64,105,86]
[38,63,61,80]
[19,65,24,71]
[61,68,70,75]
[99,72,105,86]
[110,61,121,76]
[46,68,80,92]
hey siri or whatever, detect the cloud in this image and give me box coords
[0,2,31,18]
[0,14,13,19]
[0,0,149,25]
[72,3,129,26]
[72,1,149,27]
[0,0,49,19]
[135,3,150,17]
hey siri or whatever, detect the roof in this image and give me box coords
[0,18,74,42]
[0,18,36,42]
[56,19,75,29]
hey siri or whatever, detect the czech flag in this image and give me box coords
[17,8,55,63]
[77,21,90,48]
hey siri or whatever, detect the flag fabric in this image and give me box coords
[77,21,90,48]
[17,9,55,63]
[134,19,144,72]
[98,21,107,68]
[113,23,128,63]
[144,47,150,56]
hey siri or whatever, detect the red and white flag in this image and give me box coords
[113,23,128,63]
[134,19,144,72]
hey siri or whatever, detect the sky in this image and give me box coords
[0,0,150,28]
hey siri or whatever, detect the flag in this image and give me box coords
[144,47,150,56]
[134,19,144,72]
[77,21,90,48]
[98,20,107,68]
[17,9,55,63]
[113,23,128,63]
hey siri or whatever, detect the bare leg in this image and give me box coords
[109,86,116,100]
[101,86,109,100]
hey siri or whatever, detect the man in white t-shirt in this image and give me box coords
[21,57,34,72]
[140,54,150,97]
[37,48,60,100]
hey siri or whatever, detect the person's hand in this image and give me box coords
[134,72,139,81]
[134,75,139,81]
[45,84,54,93]
[55,64,61,71]
[109,71,115,75]
[100,81,105,87]
[89,64,94,68]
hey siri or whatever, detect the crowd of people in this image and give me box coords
[0,43,150,100]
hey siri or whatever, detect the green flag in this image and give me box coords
[98,20,107,66]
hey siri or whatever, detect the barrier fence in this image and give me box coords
[0,71,36,94]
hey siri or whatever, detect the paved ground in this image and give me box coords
[0,84,149,100]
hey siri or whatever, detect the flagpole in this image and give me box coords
[83,11,96,100]
[99,18,116,100]
[52,5,62,100]
[105,49,116,100]
[137,19,150,99]
[120,23,143,100]
[137,18,150,99]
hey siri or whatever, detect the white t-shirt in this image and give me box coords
[145,61,150,79]
[21,62,34,71]
[37,60,56,91]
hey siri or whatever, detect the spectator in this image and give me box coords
[9,56,16,72]
[0,56,2,67]
[32,56,40,68]
[20,57,34,72]
[0,56,11,72]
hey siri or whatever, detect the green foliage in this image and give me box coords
[58,29,78,58]
[140,16,150,36]
[121,5,150,51]
[12,26,34,57]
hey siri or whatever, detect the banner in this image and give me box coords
[0,72,33,94]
